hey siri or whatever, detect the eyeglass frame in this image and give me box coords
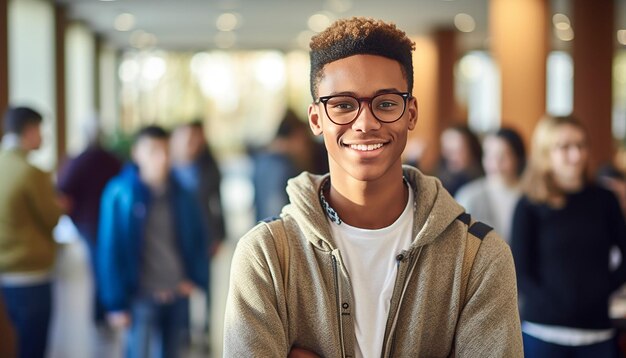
[314,92,412,125]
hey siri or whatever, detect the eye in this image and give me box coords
[327,97,358,112]
[377,101,399,110]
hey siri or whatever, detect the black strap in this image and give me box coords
[456,212,492,240]
[468,221,492,241]
[456,212,471,225]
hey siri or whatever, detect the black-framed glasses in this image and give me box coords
[315,92,411,125]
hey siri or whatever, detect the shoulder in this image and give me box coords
[472,228,515,280]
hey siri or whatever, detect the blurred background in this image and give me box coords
[1,0,626,357]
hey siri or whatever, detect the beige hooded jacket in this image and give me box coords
[224,166,523,357]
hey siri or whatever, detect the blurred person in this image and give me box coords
[98,126,208,358]
[57,115,122,324]
[511,115,626,357]
[224,17,522,357]
[251,109,317,221]
[170,120,224,350]
[0,106,65,358]
[455,128,526,244]
[171,120,225,246]
[436,124,484,196]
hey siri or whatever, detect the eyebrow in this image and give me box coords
[326,88,404,97]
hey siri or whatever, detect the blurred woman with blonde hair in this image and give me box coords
[511,115,626,357]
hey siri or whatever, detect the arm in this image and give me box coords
[97,183,130,314]
[27,168,64,234]
[510,197,544,298]
[606,190,626,291]
[223,226,289,357]
[454,233,523,357]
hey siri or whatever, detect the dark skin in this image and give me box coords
[290,54,417,355]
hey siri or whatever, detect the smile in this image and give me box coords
[348,143,385,151]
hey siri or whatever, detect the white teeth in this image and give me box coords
[349,143,384,151]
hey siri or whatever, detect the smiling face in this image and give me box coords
[308,54,417,184]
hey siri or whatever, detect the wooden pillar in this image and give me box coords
[410,36,439,173]
[435,28,460,130]
[491,0,549,148]
[0,1,16,356]
[0,0,8,134]
[55,4,66,165]
[572,0,614,172]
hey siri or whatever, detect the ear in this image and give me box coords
[308,103,323,136]
[407,96,418,131]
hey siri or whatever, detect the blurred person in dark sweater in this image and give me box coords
[512,115,626,357]
[57,116,121,324]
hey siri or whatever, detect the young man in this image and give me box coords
[0,106,65,358]
[224,17,522,357]
[98,126,208,358]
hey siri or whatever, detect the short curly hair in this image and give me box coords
[309,17,415,100]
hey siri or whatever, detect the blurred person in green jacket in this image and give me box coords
[0,106,64,358]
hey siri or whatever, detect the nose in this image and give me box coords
[567,144,585,163]
[351,101,382,133]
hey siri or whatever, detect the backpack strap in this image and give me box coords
[457,213,492,311]
[261,217,290,292]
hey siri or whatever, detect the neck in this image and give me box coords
[554,174,584,193]
[326,167,408,229]
[142,176,168,193]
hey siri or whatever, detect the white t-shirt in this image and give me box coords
[329,187,414,358]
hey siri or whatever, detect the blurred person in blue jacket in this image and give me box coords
[98,125,208,358]
[252,110,324,221]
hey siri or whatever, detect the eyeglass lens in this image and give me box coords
[324,93,406,124]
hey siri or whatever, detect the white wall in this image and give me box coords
[65,22,95,156]
[8,0,56,170]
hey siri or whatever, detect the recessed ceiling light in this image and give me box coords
[555,27,574,41]
[454,13,475,33]
[308,12,333,33]
[216,13,240,32]
[114,13,135,32]
[552,13,571,30]
[617,30,626,45]
[215,31,236,49]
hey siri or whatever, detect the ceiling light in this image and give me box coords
[215,31,236,49]
[555,27,574,41]
[216,12,239,32]
[308,13,333,33]
[552,13,571,30]
[114,13,135,32]
[454,13,475,33]
[129,30,158,49]
[618,30,626,46]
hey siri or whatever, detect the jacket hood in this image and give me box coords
[282,165,465,252]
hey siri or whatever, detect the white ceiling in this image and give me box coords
[55,0,492,51]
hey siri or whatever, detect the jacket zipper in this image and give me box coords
[385,247,423,357]
[332,253,347,358]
